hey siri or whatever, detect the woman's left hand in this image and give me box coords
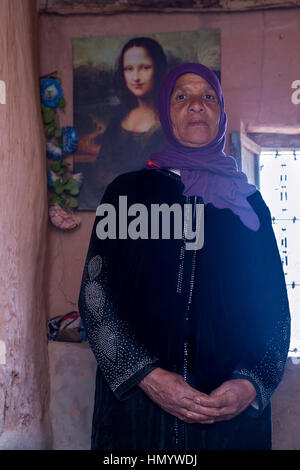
[193,379,257,423]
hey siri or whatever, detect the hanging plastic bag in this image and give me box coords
[47,311,86,343]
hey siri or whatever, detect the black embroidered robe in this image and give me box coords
[78,167,290,450]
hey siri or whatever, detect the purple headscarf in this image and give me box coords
[147,63,260,231]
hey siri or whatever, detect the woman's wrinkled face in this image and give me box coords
[170,73,221,147]
[123,46,155,98]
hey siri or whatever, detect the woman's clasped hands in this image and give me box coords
[139,367,257,424]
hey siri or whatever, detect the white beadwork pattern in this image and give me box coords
[97,324,118,363]
[79,249,157,393]
[88,254,103,281]
[233,304,290,411]
[84,280,105,315]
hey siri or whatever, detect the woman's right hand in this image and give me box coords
[138,367,215,424]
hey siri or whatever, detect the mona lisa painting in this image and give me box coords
[73,30,220,210]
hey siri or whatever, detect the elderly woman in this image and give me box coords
[78,63,290,450]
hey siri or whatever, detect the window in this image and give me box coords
[260,149,300,357]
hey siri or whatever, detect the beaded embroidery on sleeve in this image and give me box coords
[78,246,158,396]
[233,292,290,411]
[232,200,291,412]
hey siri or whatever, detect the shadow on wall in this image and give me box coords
[48,342,97,450]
